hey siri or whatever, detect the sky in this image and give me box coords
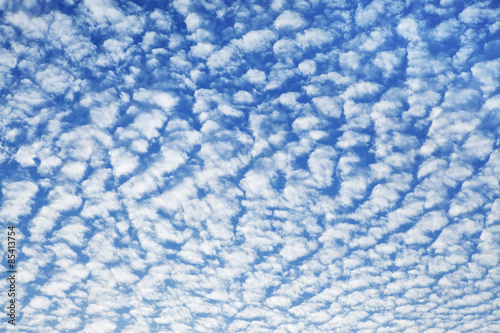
[0,0,499,332]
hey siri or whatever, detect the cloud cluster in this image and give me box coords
[0,0,499,332]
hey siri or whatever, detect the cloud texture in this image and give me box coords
[0,0,499,332]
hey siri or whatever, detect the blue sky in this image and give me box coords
[0,0,499,332]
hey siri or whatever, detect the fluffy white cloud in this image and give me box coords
[274,10,306,30]
[471,59,500,95]
[0,181,38,223]
[296,28,333,48]
[312,96,342,118]
[298,59,316,75]
[61,161,87,180]
[245,69,267,85]
[109,147,139,177]
[237,29,277,53]
[374,51,402,77]
[35,65,75,94]
[397,17,420,41]
[133,89,178,113]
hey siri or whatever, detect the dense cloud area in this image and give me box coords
[0,0,499,332]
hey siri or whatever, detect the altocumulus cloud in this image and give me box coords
[0,0,499,332]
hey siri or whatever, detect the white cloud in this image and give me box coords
[30,185,82,241]
[273,38,301,57]
[52,220,89,247]
[342,81,381,100]
[296,28,333,48]
[0,180,38,223]
[207,45,239,72]
[312,96,342,118]
[306,146,336,188]
[292,116,321,132]
[397,17,419,41]
[36,65,74,94]
[298,59,316,75]
[265,295,292,308]
[336,130,370,149]
[129,109,168,139]
[237,29,277,53]
[240,169,276,200]
[6,11,49,39]
[374,51,402,77]
[339,51,361,71]
[274,10,306,30]
[278,92,300,108]
[360,28,391,51]
[405,211,448,245]
[190,42,215,58]
[82,319,117,333]
[101,37,134,64]
[0,49,17,68]
[280,237,316,262]
[471,59,500,95]
[245,69,267,85]
[61,161,87,180]
[459,4,497,25]
[185,12,203,31]
[233,90,254,104]
[90,103,120,129]
[133,89,178,113]
[433,18,461,41]
[219,104,244,117]
[109,147,139,177]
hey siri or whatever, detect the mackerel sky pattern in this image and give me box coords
[0,0,499,332]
